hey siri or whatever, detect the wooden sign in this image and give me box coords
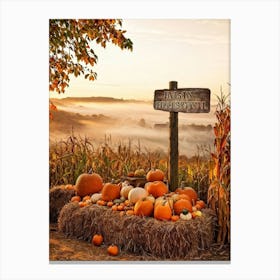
[154,88,210,113]
[154,82,211,192]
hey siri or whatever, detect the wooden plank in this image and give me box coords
[168,81,179,192]
[154,88,210,113]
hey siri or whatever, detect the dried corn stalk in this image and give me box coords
[208,90,230,244]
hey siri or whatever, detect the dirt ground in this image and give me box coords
[49,224,230,262]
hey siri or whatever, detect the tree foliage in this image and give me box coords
[49,19,133,93]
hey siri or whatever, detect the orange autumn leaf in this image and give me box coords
[49,19,133,94]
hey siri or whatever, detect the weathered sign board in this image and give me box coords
[154,88,210,113]
[154,82,211,191]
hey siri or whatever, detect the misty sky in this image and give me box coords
[50,19,230,102]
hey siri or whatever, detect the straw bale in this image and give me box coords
[49,186,76,223]
[58,203,217,259]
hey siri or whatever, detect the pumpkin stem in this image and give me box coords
[191,198,195,206]
[166,198,172,210]
[88,168,93,174]
[161,200,167,206]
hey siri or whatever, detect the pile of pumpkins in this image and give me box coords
[70,169,206,222]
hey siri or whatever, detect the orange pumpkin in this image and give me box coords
[154,200,172,221]
[145,181,168,198]
[155,196,174,209]
[195,204,201,210]
[171,215,180,222]
[101,183,121,201]
[78,201,87,208]
[71,195,81,202]
[127,171,135,177]
[111,205,118,211]
[117,204,124,211]
[97,199,106,206]
[107,245,119,256]
[92,234,103,246]
[173,199,193,215]
[146,169,165,182]
[175,187,198,204]
[124,199,131,206]
[126,209,135,216]
[65,184,76,190]
[196,200,206,209]
[178,194,192,201]
[172,193,192,203]
[107,201,114,207]
[75,173,103,197]
[134,198,154,217]
[82,195,91,202]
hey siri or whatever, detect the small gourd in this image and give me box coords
[107,245,119,256]
[192,206,198,212]
[195,210,202,217]
[134,168,146,177]
[90,193,102,204]
[120,196,126,202]
[113,198,123,204]
[92,234,103,246]
[180,209,192,221]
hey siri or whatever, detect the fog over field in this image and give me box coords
[50,97,216,157]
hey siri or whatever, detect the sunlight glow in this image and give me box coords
[50,19,230,102]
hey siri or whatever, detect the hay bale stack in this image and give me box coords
[58,203,217,259]
[49,186,76,223]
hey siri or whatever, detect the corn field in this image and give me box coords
[50,135,167,186]
[49,135,212,201]
[208,89,231,244]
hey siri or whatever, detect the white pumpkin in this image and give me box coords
[180,210,192,221]
[128,187,148,204]
[90,193,102,204]
[120,184,134,199]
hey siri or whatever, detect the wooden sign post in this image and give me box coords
[154,81,210,191]
[168,81,179,193]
